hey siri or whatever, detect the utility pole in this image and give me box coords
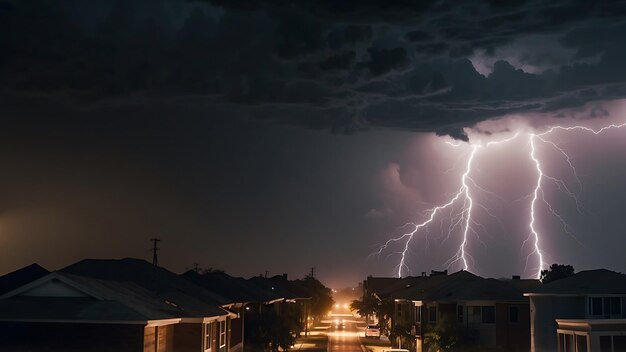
[310,267,315,278]
[150,238,160,266]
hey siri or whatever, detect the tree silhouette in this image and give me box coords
[540,264,575,284]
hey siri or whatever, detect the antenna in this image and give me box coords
[150,238,161,266]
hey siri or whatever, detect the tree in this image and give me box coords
[349,296,393,336]
[293,275,334,319]
[423,316,475,352]
[540,264,575,284]
[349,295,378,318]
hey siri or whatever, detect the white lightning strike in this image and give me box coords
[379,121,626,279]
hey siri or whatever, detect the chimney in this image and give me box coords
[512,275,520,280]
[282,273,288,280]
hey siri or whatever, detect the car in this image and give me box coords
[334,319,345,328]
[365,324,380,338]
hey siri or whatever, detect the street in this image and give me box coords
[325,313,364,352]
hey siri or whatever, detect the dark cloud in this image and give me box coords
[357,47,410,76]
[3,0,626,139]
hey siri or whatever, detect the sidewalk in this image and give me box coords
[359,335,391,352]
[293,330,329,352]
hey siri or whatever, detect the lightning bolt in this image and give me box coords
[379,120,626,279]
[377,134,518,277]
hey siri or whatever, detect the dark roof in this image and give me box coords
[182,270,279,304]
[0,263,49,295]
[364,277,402,296]
[61,258,230,316]
[528,269,626,295]
[248,276,311,300]
[0,270,230,323]
[0,297,148,322]
[388,271,538,302]
[375,276,427,300]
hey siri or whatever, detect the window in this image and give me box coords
[576,335,588,352]
[468,306,481,323]
[481,306,495,324]
[614,336,626,351]
[397,303,402,317]
[457,305,464,323]
[509,306,519,323]
[589,297,622,318]
[467,305,495,324]
[415,306,421,323]
[428,306,437,322]
[204,322,213,352]
[219,320,226,352]
[611,297,622,315]
[600,336,611,352]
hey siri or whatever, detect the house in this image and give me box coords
[59,258,239,352]
[0,270,233,352]
[182,270,281,352]
[525,269,626,352]
[362,275,404,324]
[0,263,49,295]
[388,270,539,352]
[248,274,312,331]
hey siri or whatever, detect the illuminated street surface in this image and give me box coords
[325,312,364,352]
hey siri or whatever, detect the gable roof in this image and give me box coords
[0,263,49,295]
[526,269,626,296]
[0,271,221,323]
[60,258,232,318]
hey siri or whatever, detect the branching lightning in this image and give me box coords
[378,121,626,279]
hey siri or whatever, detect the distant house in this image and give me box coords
[248,274,312,330]
[525,269,626,352]
[362,276,404,324]
[0,258,236,352]
[386,270,539,352]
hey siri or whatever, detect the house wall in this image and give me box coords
[0,321,144,352]
[173,323,203,352]
[157,324,174,352]
[144,326,156,352]
[495,303,530,352]
[530,296,585,352]
[464,305,496,349]
[230,315,243,350]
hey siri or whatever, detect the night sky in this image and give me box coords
[2,0,626,287]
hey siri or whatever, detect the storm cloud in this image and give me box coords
[3,0,626,137]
